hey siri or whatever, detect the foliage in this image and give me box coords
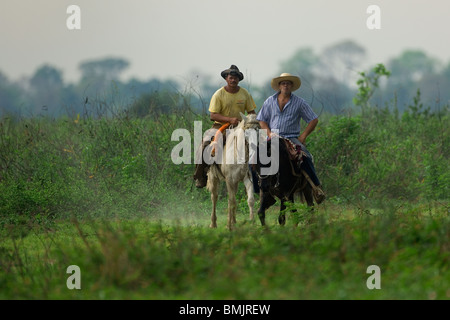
[2,45,450,117]
[0,209,448,299]
[0,109,199,230]
[353,63,391,111]
[310,98,448,206]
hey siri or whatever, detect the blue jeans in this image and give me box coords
[288,138,321,186]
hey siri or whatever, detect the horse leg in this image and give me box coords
[257,191,266,226]
[208,176,219,228]
[279,199,287,226]
[302,184,315,225]
[258,191,276,226]
[288,193,300,227]
[279,193,297,226]
[226,181,238,230]
[303,184,315,207]
[243,175,255,222]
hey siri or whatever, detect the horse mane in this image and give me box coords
[223,114,260,165]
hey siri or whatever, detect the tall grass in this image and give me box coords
[0,205,448,299]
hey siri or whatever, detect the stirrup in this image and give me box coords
[313,187,326,204]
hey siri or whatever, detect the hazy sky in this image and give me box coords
[1,0,450,87]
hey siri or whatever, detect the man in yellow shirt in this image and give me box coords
[194,65,257,188]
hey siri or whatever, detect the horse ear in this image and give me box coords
[240,112,247,122]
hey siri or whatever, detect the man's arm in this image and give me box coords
[299,118,318,144]
[259,120,272,138]
[210,112,239,126]
[211,110,255,125]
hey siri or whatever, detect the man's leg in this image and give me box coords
[193,124,227,189]
[193,140,211,188]
[289,138,325,204]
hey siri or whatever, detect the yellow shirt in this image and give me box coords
[208,87,257,125]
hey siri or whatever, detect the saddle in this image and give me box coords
[283,138,324,202]
[283,138,308,173]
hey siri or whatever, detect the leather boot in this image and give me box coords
[313,185,326,204]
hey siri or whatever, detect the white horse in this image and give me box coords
[206,113,261,229]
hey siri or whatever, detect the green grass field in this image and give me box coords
[1,196,448,300]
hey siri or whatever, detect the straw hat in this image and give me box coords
[271,73,301,91]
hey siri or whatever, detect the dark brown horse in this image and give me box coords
[255,136,314,226]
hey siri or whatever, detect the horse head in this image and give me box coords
[239,112,260,131]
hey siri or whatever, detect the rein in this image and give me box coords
[211,122,230,157]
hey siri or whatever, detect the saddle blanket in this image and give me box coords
[284,138,309,168]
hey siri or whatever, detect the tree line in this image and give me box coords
[1,40,449,118]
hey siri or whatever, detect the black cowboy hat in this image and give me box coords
[221,65,244,81]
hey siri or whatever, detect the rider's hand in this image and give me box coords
[299,134,307,145]
[229,117,240,126]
